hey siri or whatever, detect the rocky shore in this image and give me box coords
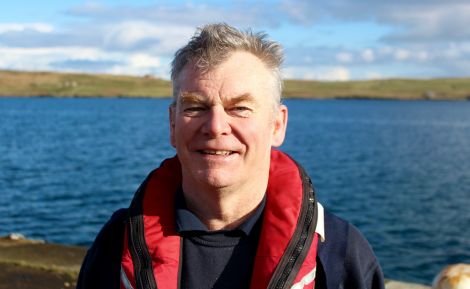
[0,235,85,289]
[0,235,431,289]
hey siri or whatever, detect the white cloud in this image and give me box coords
[0,47,67,71]
[361,49,375,62]
[444,44,461,59]
[364,71,382,79]
[2,2,470,80]
[378,46,393,55]
[0,23,54,33]
[0,46,152,75]
[381,2,470,43]
[66,2,281,29]
[128,53,161,68]
[416,51,429,62]
[101,21,192,53]
[0,2,277,77]
[394,49,410,61]
[283,66,350,81]
[280,1,470,45]
[0,19,194,77]
[109,62,169,78]
[336,52,353,63]
[103,22,154,50]
[322,67,350,81]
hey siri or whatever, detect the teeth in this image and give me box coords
[202,150,232,155]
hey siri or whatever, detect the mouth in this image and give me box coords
[198,150,235,156]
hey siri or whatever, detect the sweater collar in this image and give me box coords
[175,187,266,236]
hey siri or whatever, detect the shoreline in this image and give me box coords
[0,236,86,289]
[1,69,469,100]
[0,235,431,289]
[2,95,470,101]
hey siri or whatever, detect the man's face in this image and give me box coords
[170,51,287,191]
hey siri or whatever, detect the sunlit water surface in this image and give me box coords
[1,97,469,285]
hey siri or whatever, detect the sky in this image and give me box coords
[1,0,470,81]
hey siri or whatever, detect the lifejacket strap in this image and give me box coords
[127,173,159,289]
[266,161,319,289]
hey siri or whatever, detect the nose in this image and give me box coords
[201,106,231,137]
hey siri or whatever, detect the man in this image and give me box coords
[77,23,384,289]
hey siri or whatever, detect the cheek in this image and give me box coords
[235,119,274,146]
[174,119,198,143]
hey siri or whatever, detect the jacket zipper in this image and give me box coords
[266,163,318,289]
[128,177,158,289]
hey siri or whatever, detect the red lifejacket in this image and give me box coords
[121,149,319,289]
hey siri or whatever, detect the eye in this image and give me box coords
[182,105,206,117]
[228,106,252,117]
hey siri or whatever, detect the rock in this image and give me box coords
[1,233,45,244]
[432,263,470,289]
[386,279,431,289]
[0,237,87,289]
[5,233,26,240]
[423,90,437,100]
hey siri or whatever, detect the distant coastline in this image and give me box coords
[1,69,469,100]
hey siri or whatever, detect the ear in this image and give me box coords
[271,104,288,147]
[169,105,176,148]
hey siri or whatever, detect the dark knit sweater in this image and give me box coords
[175,189,265,289]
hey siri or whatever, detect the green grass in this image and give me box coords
[283,78,470,100]
[0,70,172,98]
[1,70,469,100]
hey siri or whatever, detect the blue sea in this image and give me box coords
[1,97,469,285]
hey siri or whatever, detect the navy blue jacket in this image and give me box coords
[77,208,384,289]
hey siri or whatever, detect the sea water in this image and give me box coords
[1,97,469,284]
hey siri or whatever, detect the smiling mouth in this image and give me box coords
[199,150,234,156]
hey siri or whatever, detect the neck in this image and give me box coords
[182,179,267,231]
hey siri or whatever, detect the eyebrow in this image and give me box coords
[226,93,256,106]
[178,92,256,106]
[179,92,206,105]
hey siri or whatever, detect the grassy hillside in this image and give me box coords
[0,70,171,98]
[283,78,470,100]
[1,70,469,100]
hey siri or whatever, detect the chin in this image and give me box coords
[194,170,236,189]
[204,177,236,189]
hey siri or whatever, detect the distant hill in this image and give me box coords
[0,70,172,98]
[283,78,470,100]
[1,70,469,100]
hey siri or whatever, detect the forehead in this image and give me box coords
[175,51,275,103]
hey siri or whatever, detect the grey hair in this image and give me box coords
[171,23,284,106]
